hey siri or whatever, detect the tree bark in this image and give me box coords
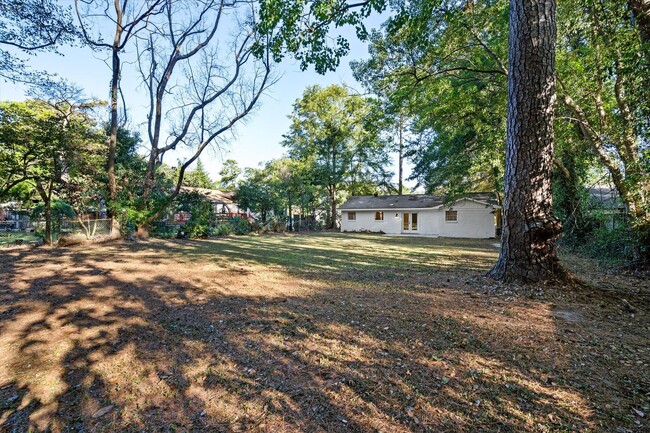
[328,184,337,229]
[398,112,404,195]
[628,0,650,43]
[35,181,53,245]
[489,0,567,283]
[107,20,122,204]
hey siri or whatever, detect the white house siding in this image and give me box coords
[418,210,439,235]
[341,210,401,233]
[342,209,441,235]
[437,199,496,238]
[341,199,497,238]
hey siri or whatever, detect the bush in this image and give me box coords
[231,217,253,235]
[182,221,212,238]
[214,223,233,236]
[572,223,650,267]
[150,222,177,239]
[260,216,285,233]
[176,192,216,238]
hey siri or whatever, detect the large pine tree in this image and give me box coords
[488,0,568,282]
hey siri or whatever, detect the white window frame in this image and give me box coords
[445,210,458,223]
[374,211,384,221]
[347,211,356,221]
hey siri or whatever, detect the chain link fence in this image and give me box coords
[0,218,114,245]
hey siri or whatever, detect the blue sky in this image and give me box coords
[0,6,415,189]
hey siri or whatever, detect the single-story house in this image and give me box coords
[589,185,626,229]
[339,193,501,238]
[175,187,249,223]
[0,202,31,231]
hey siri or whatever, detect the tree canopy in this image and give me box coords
[282,84,392,228]
[0,0,78,83]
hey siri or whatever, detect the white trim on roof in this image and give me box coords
[341,200,501,212]
[341,207,438,212]
[454,197,499,207]
[430,197,501,209]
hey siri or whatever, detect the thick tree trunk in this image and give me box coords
[142,150,158,203]
[135,225,149,239]
[107,47,120,203]
[44,200,52,246]
[489,0,567,283]
[35,182,53,245]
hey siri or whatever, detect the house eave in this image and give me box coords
[340,207,437,212]
[341,204,501,212]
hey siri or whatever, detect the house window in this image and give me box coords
[445,210,457,222]
[347,212,356,221]
[374,211,384,221]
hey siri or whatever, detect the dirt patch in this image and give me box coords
[0,234,648,432]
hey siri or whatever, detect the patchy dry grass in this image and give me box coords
[0,232,40,247]
[0,233,648,432]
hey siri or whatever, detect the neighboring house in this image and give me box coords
[339,193,501,238]
[589,185,626,229]
[176,187,248,222]
[0,202,31,231]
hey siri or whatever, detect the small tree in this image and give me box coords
[0,91,104,244]
[218,159,242,191]
[184,159,215,189]
[283,84,391,229]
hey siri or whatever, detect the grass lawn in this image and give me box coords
[0,233,648,432]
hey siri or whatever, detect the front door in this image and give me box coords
[402,212,418,233]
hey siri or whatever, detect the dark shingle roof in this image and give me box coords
[339,193,499,210]
[340,194,444,210]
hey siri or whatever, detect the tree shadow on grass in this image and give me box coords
[0,236,643,432]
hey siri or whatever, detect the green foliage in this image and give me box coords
[31,199,75,239]
[31,200,75,220]
[235,156,327,228]
[0,0,78,83]
[575,225,639,266]
[260,216,286,233]
[218,159,241,191]
[149,222,177,239]
[214,223,233,236]
[176,191,216,238]
[256,0,384,74]
[347,0,649,263]
[351,1,508,195]
[230,217,253,235]
[0,94,106,243]
[183,159,215,189]
[235,167,276,223]
[110,128,182,232]
[282,84,392,227]
[209,219,252,237]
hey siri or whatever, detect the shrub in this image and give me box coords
[182,221,210,238]
[260,216,285,233]
[214,223,233,236]
[571,222,650,267]
[231,217,252,235]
